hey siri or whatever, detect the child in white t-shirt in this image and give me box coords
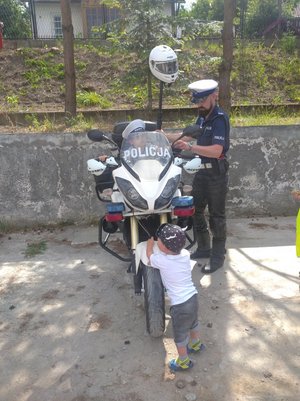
[146,223,205,372]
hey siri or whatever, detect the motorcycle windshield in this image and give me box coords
[120,131,172,179]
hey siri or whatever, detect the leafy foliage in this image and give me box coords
[0,40,299,114]
[0,0,31,39]
[245,0,279,37]
[91,0,183,106]
[76,91,113,108]
[279,32,298,54]
[95,0,178,55]
[5,94,19,107]
[188,0,225,20]
[243,0,300,37]
[231,41,300,103]
[18,48,88,89]
[186,0,300,38]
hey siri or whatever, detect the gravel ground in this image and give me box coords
[0,216,299,401]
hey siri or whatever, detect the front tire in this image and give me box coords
[142,262,165,337]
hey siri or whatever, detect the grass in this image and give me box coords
[230,110,300,127]
[6,41,300,108]
[14,109,299,133]
[21,113,97,132]
[5,94,19,107]
[1,40,299,122]
[76,91,113,108]
[24,240,47,258]
[0,220,15,234]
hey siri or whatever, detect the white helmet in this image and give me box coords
[149,45,178,84]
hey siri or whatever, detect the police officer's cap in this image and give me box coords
[188,79,218,104]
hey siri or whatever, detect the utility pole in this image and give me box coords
[60,0,76,117]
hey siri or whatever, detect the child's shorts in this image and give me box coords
[170,294,199,345]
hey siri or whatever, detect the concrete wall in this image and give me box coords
[0,126,299,228]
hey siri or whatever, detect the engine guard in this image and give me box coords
[98,216,132,262]
[98,215,196,262]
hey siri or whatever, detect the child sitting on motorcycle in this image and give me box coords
[98,119,146,163]
[146,223,205,372]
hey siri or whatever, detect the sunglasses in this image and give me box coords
[191,95,209,104]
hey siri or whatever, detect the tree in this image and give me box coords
[60,0,76,117]
[238,0,248,38]
[188,0,300,37]
[219,0,236,113]
[245,0,300,37]
[0,0,31,39]
[189,0,211,20]
[246,0,279,37]
[189,0,225,20]
[186,0,237,111]
[101,0,179,109]
[209,0,226,20]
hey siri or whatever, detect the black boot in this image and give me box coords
[201,239,225,274]
[191,248,211,259]
[191,231,211,259]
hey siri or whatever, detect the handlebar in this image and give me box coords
[87,127,199,163]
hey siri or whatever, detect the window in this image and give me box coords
[86,6,105,37]
[86,6,119,38]
[54,15,62,38]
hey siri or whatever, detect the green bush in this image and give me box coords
[76,91,113,108]
[279,34,297,54]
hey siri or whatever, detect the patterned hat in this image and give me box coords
[122,119,145,139]
[157,223,186,254]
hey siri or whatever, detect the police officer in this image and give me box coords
[173,79,230,274]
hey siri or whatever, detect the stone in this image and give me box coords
[184,392,197,401]
[175,379,186,389]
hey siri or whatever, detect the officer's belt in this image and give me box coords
[199,163,212,169]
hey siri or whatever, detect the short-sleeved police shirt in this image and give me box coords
[195,105,230,164]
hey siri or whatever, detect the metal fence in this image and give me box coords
[0,0,120,40]
[1,1,299,41]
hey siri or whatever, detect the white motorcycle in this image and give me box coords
[87,121,202,337]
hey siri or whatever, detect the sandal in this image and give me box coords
[187,341,206,354]
[169,357,193,372]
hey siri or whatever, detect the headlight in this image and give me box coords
[127,187,140,201]
[155,175,180,209]
[115,177,148,210]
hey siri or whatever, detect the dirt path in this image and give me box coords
[0,217,299,401]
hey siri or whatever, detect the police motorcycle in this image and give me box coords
[86,46,202,338]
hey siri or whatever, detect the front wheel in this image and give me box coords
[142,262,165,337]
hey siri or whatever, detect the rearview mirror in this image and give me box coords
[87,129,107,142]
[87,129,118,148]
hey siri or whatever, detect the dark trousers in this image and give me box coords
[192,168,229,256]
